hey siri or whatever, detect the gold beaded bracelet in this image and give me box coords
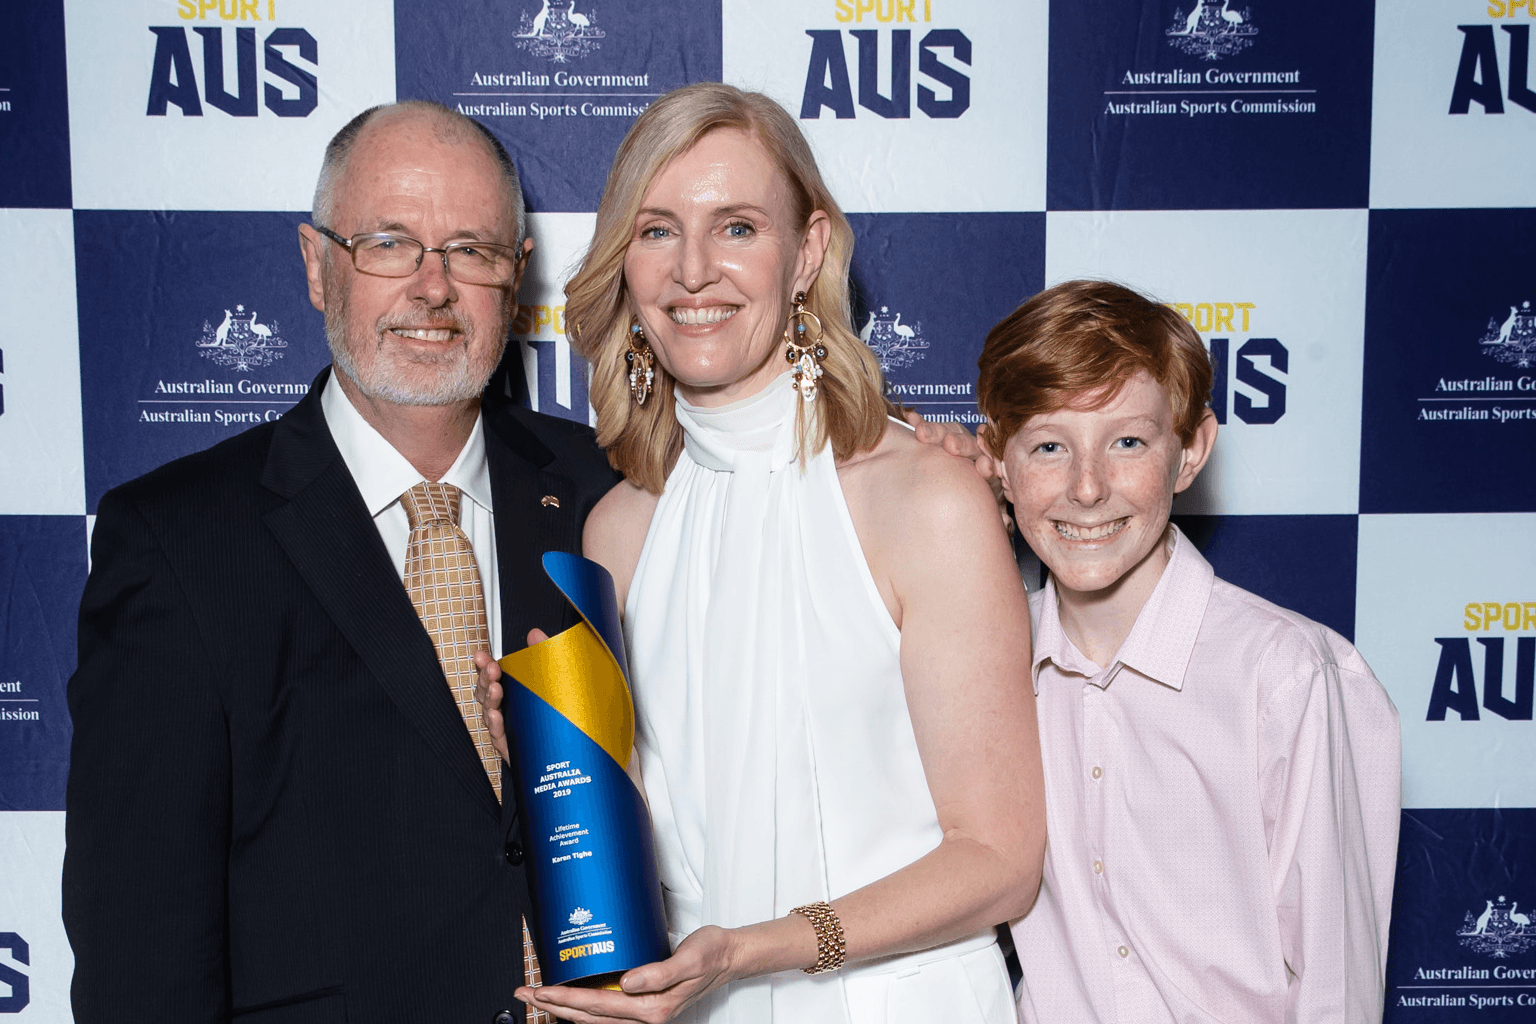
[790,901,847,975]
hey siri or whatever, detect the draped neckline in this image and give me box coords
[673,373,802,473]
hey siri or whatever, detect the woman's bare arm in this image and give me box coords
[520,431,1045,1023]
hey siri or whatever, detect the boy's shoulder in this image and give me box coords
[1202,574,1382,702]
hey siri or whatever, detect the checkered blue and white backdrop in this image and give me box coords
[2,1,1533,1017]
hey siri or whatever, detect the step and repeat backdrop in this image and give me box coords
[2,0,1534,1017]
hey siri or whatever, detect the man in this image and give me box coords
[63,102,616,1022]
[976,280,1400,1023]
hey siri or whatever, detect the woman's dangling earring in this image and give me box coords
[626,322,655,406]
[784,291,827,403]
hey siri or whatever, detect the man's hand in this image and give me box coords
[901,408,995,469]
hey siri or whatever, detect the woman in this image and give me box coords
[481,82,1044,1023]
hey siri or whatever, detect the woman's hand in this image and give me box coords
[517,926,741,1024]
[473,629,550,763]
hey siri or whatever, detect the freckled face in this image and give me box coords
[623,128,825,407]
[998,372,1210,602]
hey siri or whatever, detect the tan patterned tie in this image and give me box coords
[399,481,552,1024]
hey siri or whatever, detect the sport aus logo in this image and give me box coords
[147,3,316,117]
[0,932,28,1012]
[802,3,971,120]
[1169,301,1287,426]
[1427,602,1536,722]
[1450,8,1536,115]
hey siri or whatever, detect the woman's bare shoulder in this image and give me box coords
[585,480,660,603]
[839,420,999,530]
[591,477,658,520]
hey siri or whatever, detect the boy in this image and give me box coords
[977,280,1400,1023]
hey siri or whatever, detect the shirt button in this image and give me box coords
[1118,945,1130,958]
[1091,766,1103,780]
[1093,859,1103,874]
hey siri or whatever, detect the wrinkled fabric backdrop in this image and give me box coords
[1,1,1532,1017]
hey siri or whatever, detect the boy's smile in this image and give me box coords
[998,371,1216,611]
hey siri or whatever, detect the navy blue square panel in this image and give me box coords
[0,516,85,811]
[395,0,722,213]
[1046,0,1373,210]
[1172,514,1358,641]
[0,0,71,208]
[1385,809,1536,1021]
[847,212,1045,424]
[76,210,332,511]
[1362,209,1536,515]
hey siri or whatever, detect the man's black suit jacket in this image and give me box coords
[63,366,619,1023]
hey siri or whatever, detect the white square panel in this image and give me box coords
[65,0,396,210]
[1371,6,1536,208]
[1356,512,1536,808]
[722,0,1047,213]
[0,812,69,1018]
[1046,208,1367,516]
[0,209,83,516]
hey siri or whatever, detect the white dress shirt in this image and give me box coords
[320,374,502,654]
[1012,525,1400,1024]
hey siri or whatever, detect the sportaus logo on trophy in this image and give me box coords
[1166,0,1257,61]
[1459,895,1536,958]
[1481,300,1536,369]
[516,0,605,64]
[859,306,927,374]
[197,303,288,372]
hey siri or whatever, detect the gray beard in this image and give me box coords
[324,303,505,407]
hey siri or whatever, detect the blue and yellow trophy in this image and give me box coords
[498,552,670,986]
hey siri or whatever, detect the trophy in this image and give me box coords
[498,551,670,986]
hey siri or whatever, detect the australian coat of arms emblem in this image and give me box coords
[1166,1,1257,61]
[196,304,287,372]
[517,0,605,63]
[859,306,928,374]
[1481,301,1536,370]
[1459,896,1535,958]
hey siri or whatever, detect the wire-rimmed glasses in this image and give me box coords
[313,226,523,286]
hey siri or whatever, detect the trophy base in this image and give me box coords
[571,970,625,991]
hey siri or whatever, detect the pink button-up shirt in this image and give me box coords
[1012,526,1400,1024]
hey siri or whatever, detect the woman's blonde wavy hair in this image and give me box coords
[565,82,888,493]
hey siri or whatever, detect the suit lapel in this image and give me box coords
[483,404,589,839]
[260,374,501,818]
[484,408,586,656]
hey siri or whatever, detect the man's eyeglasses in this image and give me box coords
[313,226,523,286]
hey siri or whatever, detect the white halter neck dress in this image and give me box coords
[624,376,1015,1023]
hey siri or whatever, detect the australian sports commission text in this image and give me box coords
[1106,98,1318,116]
[457,101,651,120]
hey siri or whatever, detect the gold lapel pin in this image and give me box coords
[540,495,560,508]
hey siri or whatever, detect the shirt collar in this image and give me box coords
[1030,524,1215,693]
[320,372,493,517]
